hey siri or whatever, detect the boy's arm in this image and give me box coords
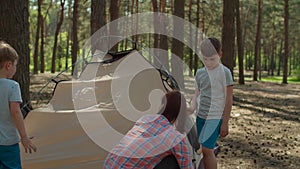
[10,102,37,153]
[220,85,233,137]
[186,89,200,115]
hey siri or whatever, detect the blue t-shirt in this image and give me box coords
[0,78,22,145]
[194,64,233,119]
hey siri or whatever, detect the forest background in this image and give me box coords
[0,1,299,168]
[0,0,299,104]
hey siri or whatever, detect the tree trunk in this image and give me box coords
[193,0,200,75]
[282,0,289,84]
[91,0,106,35]
[253,0,262,81]
[33,0,43,74]
[235,0,244,84]
[270,22,275,76]
[72,0,79,75]
[201,0,205,34]
[124,0,130,49]
[242,4,250,71]
[222,0,235,75]
[188,0,193,76]
[51,0,65,73]
[110,0,120,52]
[65,0,72,70]
[110,0,120,21]
[151,0,160,66]
[90,0,106,61]
[131,0,135,42]
[66,29,70,69]
[40,1,52,73]
[135,0,139,43]
[159,0,169,72]
[277,38,283,76]
[0,0,30,106]
[171,0,185,88]
[40,16,45,73]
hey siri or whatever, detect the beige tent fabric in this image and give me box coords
[21,51,171,168]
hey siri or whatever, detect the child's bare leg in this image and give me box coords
[202,147,217,169]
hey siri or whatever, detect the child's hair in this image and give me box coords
[200,37,221,57]
[0,41,19,68]
[160,90,186,123]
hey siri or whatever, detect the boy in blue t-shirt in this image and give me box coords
[0,41,37,169]
[187,38,233,169]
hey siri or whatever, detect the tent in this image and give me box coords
[21,50,200,168]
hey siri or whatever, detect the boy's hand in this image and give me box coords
[21,137,37,153]
[220,121,229,138]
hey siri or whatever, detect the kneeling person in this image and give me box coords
[104,91,193,169]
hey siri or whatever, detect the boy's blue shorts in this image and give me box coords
[196,117,222,149]
[0,143,22,169]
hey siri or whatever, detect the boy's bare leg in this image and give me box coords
[202,147,217,169]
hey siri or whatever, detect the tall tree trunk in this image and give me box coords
[110,0,120,52]
[282,0,289,84]
[66,29,70,69]
[124,0,130,49]
[171,0,185,88]
[193,0,200,75]
[242,4,250,69]
[91,0,106,35]
[65,0,72,70]
[188,0,193,76]
[159,0,169,71]
[0,0,30,106]
[201,0,205,34]
[51,0,65,73]
[253,0,262,81]
[90,0,106,61]
[151,0,160,66]
[72,0,79,75]
[131,0,135,42]
[40,16,45,73]
[58,33,63,71]
[33,0,43,74]
[270,22,275,76]
[135,0,139,43]
[40,1,52,73]
[110,0,120,21]
[235,0,244,84]
[222,0,235,75]
[277,38,283,76]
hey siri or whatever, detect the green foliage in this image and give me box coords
[27,0,300,77]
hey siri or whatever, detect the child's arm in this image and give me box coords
[220,85,233,137]
[10,102,37,153]
[186,89,200,115]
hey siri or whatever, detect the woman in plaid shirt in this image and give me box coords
[104,91,194,169]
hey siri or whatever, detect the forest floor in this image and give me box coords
[217,81,300,169]
[29,73,300,169]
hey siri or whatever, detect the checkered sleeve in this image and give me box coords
[171,136,194,169]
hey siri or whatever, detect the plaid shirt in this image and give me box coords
[104,114,193,169]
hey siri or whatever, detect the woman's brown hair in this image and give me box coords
[160,91,187,124]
